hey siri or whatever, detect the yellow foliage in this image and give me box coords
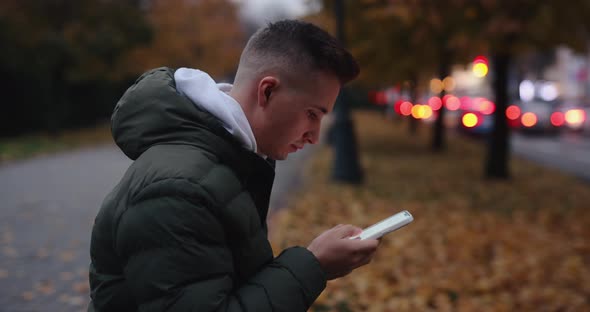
[121,0,244,79]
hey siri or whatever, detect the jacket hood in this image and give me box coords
[174,68,257,153]
[111,67,245,162]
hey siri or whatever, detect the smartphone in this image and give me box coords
[350,210,413,240]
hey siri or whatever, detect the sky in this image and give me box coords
[234,0,321,26]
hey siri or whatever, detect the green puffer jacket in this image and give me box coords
[88,67,327,311]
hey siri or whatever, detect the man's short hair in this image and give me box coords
[239,19,359,85]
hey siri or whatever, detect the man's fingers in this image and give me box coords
[350,238,380,252]
[331,224,362,238]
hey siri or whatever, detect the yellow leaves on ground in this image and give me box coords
[17,271,90,308]
[35,279,56,295]
[2,246,18,258]
[59,250,76,262]
[269,111,590,311]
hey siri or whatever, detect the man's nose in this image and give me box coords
[304,130,319,144]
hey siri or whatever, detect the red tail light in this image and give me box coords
[521,112,538,127]
[550,112,565,127]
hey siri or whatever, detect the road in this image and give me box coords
[512,132,590,182]
[0,143,316,312]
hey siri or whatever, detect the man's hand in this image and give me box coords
[307,224,380,280]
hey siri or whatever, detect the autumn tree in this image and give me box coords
[313,0,590,180]
[349,0,482,146]
[362,0,590,178]
[0,0,245,136]
[0,0,151,135]
[346,1,440,135]
[121,0,245,80]
[472,0,590,179]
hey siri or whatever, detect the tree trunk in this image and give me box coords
[330,91,363,183]
[485,52,511,179]
[432,49,451,152]
[408,76,418,135]
[330,0,363,184]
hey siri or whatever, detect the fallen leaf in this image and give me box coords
[36,248,49,259]
[21,291,35,301]
[1,231,13,244]
[59,250,76,262]
[65,295,85,306]
[3,246,18,257]
[77,267,89,277]
[73,281,90,294]
[35,280,55,295]
[60,271,75,281]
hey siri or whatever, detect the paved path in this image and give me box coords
[0,143,316,312]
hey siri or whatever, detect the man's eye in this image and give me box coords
[307,111,318,120]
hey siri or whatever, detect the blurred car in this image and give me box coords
[513,99,564,135]
[456,96,494,136]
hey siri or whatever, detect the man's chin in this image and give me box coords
[274,154,289,161]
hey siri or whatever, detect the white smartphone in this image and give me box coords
[350,210,414,240]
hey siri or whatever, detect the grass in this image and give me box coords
[270,110,590,312]
[0,124,112,164]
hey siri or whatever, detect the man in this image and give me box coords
[88,20,379,311]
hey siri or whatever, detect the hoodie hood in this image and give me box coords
[174,67,257,153]
[111,67,248,162]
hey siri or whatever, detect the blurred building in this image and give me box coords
[554,46,590,103]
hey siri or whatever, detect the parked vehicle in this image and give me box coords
[514,100,563,135]
[456,96,495,136]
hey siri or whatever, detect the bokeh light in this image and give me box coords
[445,96,461,111]
[400,101,413,116]
[565,109,586,126]
[423,105,433,119]
[460,96,472,110]
[462,113,478,128]
[479,100,495,115]
[506,105,521,120]
[442,76,456,92]
[519,80,535,102]
[428,97,443,111]
[540,82,558,101]
[521,112,538,127]
[430,79,443,94]
[411,104,426,119]
[550,111,565,127]
[473,62,488,78]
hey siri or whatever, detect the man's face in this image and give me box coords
[254,71,340,160]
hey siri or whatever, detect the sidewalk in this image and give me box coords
[0,145,130,312]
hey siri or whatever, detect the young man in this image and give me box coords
[88,20,379,311]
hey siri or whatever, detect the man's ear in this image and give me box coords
[258,76,279,108]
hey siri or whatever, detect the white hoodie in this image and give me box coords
[174,68,257,153]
